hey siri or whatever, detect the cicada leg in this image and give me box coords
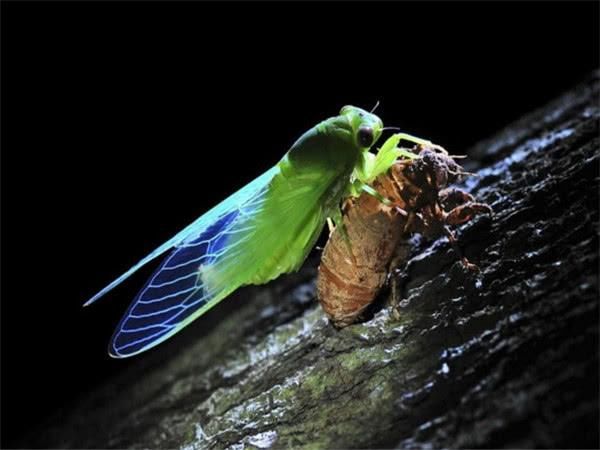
[435,187,492,271]
[443,225,480,272]
[445,202,493,226]
[388,240,413,321]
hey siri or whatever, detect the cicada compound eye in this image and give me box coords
[358,127,374,148]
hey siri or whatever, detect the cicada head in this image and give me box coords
[413,148,464,191]
[339,105,384,150]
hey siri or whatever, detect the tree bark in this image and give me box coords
[30,72,599,449]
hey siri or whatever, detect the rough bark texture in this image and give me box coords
[27,73,599,449]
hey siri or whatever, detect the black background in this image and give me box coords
[1,1,598,446]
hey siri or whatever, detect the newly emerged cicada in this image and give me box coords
[317,144,492,328]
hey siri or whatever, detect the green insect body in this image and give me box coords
[86,105,429,357]
[214,106,384,288]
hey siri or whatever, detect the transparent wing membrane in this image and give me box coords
[84,166,280,358]
[109,211,238,356]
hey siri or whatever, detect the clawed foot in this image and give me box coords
[461,257,480,272]
[390,304,402,321]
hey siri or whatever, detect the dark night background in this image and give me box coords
[1,1,598,447]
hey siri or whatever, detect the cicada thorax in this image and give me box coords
[317,168,411,328]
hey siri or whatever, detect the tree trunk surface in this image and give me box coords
[28,72,599,449]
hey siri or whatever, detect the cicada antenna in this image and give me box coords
[370,100,381,113]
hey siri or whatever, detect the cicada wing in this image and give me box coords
[107,157,339,358]
[87,166,280,357]
[84,166,279,307]
[109,210,245,357]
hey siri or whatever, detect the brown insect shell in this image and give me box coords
[317,166,410,328]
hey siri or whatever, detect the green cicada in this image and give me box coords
[85,105,432,357]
